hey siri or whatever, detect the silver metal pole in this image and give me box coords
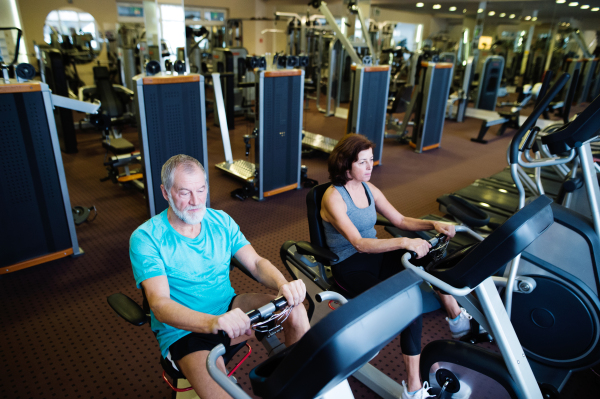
[41,84,82,256]
[476,278,544,399]
[318,1,362,66]
[578,144,600,238]
[212,73,234,164]
[356,7,375,58]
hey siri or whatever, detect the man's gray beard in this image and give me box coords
[167,192,206,225]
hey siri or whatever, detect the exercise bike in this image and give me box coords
[403,196,563,398]
[411,79,600,395]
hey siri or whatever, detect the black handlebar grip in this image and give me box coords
[534,70,553,108]
[563,68,580,125]
[272,296,289,310]
[522,126,540,152]
[431,233,447,244]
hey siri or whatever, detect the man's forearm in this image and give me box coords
[152,297,217,334]
[252,258,288,291]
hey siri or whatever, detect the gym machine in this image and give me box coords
[448,55,504,121]
[437,85,600,393]
[36,47,80,154]
[133,61,210,217]
[0,61,100,274]
[209,267,426,399]
[575,57,598,105]
[302,1,390,165]
[587,59,600,102]
[390,60,454,153]
[346,63,390,163]
[450,56,557,144]
[473,55,505,111]
[214,56,313,201]
[405,199,560,399]
[556,58,582,111]
[371,81,600,396]
[212,47,254,127]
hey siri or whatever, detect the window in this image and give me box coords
[392,23,418,52]
[43,9,101,52]
[160,4,185,57]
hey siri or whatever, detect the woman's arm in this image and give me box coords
[321,186,431,257]
[368,182,455,238]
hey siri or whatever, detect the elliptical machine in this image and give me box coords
[423,76,600,396]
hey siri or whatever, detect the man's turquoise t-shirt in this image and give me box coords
[129,208,250,358]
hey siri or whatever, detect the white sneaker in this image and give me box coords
[401,381,435,399]
[446,307,472,338]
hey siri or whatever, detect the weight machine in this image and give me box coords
[215,56,313,201]
[134,61,210,217]
[1,58,100,274]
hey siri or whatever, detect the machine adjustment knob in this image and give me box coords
[16,63,36,81]
[174,60,186,74]
[277,55,287,69]
[145,60,161,76]
[299,56,309,67]
[286,55,299,69]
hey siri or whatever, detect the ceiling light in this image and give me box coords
[568,2,579,6]
[478,8,483,13]
[416,2,424,7]
[525,15,531,20]
[463,9,467,13]
[509,14,516,18]
[556,0,566,3]
[433,4,441,9]
[592,7,600,11]
[532,17,538,21]
[500,13,506,17]
[488,11,495,16]
[449,6,457,11]
[581,4,590,9]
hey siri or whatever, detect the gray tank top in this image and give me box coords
[323,183,377,264]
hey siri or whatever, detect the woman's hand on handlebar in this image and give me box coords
[433,222,455,240]
[213,308,252,339]
[403,237,431,259]
[277,280,307,307]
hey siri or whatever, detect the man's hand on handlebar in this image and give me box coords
[277,280,307,307]
[404,238,431,259]
[213,308,253,339]
[433,221,456,240]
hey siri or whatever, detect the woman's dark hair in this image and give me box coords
[328,134,375,186]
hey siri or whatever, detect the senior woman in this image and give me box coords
[321,134,471,399]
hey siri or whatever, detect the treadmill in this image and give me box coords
[450,69,585,224]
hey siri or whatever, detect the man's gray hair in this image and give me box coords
[161,154,206,192]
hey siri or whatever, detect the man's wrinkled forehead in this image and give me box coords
[172,165,206,189]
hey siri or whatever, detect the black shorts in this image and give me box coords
[169,295,237,361]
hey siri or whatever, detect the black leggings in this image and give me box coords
[331,249,422,356]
